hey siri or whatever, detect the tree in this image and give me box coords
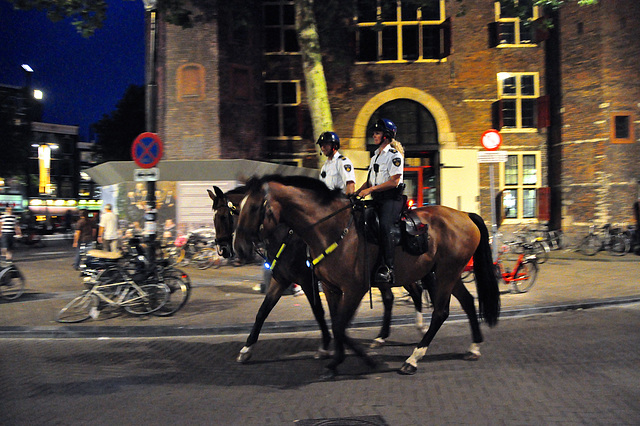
[92,84,145,163]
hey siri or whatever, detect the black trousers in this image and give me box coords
[373,193,403,268]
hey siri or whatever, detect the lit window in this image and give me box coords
[496,72,539,131]
[264,0,299,54]
[500,152,541,220]
[492,0,538,46]
[355,0,450,63]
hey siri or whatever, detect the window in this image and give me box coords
[265,81,301,156]
[500,152,541,220]
[494,72,542,131]
[355,0,450,62]
[177,63,205,102]
[264,0,299,54]
[611,113,634,144]
[490,0,539,47]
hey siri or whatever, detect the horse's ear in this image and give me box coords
[214,186,225,199]
[207,189,216,202]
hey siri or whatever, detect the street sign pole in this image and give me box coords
[480,129,504,261]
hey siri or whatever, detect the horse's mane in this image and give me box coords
[246,174,345,204]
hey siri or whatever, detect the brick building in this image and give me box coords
[154,0,639,239]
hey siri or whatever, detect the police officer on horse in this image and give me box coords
[317,131,356,195]
[356,118,405,284]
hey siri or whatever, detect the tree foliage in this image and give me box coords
[92,84,145,163]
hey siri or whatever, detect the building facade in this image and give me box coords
[154,0,640,239]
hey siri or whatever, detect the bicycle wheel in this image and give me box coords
[123,283,169,315]
[531,240,550,264]
[153,268,191,316]
[56,293,100,323]
[607,234,630,256]
[578,235,601,256]
[194,247,221,270]
[511,261,538,293]
[0,266,26,300]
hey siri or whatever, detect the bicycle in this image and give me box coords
[0,263,26,300]
[168,230,220,269]
[513,226,550,264]
[463,240,538,293]
[577,224,630,256]
[56,265,170,323]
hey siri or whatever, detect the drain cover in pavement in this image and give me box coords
[294,415,388,425]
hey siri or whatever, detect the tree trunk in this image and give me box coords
[294,0,333,150]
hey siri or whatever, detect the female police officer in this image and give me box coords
[356,118,404,284]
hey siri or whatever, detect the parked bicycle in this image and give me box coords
[464,240,538,293]
[0,263,26,300]
[577,223,630,256]
[513,225,550,264]
[168,229,220,269]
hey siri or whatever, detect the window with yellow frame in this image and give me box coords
[493,0,539,47]
[499,151,541,221]
[355,0,450,62]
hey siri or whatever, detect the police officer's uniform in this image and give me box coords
[320,151,356,192]
[368,144,404,282]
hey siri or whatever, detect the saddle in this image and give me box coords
[357,201,429,256]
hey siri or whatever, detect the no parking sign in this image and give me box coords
[131,132,163,168]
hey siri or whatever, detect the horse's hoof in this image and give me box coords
[321,368,337,381]
[236,347,253,363]
[369,337,385,349]
[463,351,481,361]
[398,362,417,375]
[314,348,333,360]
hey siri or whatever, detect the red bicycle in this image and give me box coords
[463,241,539,293]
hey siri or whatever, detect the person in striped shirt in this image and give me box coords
[1,206,22,265]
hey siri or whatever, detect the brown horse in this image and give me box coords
[208,185,427,363]
[234,175,500,378]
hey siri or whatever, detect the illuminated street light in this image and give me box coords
[21,64,34,73]
[33,89,43,100]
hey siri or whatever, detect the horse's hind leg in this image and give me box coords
[406,280,426,333]
[370,285,394,348]
[452,279,483,360]
[237,276,288,363]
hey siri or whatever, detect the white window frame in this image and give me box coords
[497,72,540,133]
[355,0,446,63]
[499,151,541,223]
[494,0,539,47]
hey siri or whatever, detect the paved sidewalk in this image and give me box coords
[0,249,638,338]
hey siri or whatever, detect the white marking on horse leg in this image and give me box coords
[405,346,428,368]
[369,337,386,349]
[415,311,424,330]
[314,346,333,359]
[468,342,481,356]
[237,345,253,363]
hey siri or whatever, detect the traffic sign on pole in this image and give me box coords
[134,168,159,182]
[131,132,163,168]
[477,151,508,163]
[481,129,502,151]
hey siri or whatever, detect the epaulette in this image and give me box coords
[389,149,398,154]
[339,155,346,160]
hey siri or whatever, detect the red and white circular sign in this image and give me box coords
[481,129,502,151]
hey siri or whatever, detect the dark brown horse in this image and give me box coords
[208,185,427,363]
[234,175,500,377]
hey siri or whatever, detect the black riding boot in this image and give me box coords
[375,233,396,284]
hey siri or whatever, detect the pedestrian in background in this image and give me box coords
[0,206,22,266]
[97,204,119,252]
[72,210,95,270]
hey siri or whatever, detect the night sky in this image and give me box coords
[0,0,145,141]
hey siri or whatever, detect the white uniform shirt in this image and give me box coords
[368,144,404,186]
[320,151,356,192]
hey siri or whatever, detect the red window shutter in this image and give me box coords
[537,95,550,129]
[488,22,499,48]
[492,100,503,130]
[439,17,452,59]
[537,187,550,222]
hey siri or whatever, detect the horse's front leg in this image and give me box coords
[299,277,332,359]
[452,278,484,361]
[237,276,288,363]
[370,285,394,348]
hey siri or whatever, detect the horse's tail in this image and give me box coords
[468,212,500,327]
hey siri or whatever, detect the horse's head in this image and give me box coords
[207,186,237,259]
[233,177,277,261]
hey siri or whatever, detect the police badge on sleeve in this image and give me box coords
[392,158,401,167]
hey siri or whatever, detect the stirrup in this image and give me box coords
[374,265,394,284]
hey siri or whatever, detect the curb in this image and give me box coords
[2,295,638,339]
